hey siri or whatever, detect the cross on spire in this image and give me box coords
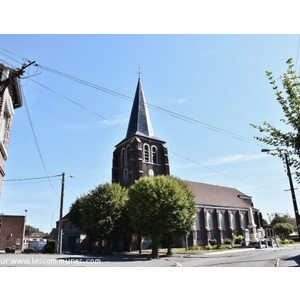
[138,66,141,79]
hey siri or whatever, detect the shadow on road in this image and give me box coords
[281,255,300,267]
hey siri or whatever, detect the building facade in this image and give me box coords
[0,63,23,198]
[0,215,26,251]
[185,180,263,246]
[112,78,264,247]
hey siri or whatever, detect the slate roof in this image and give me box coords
[124,79,163,142]
[183,180,256,210]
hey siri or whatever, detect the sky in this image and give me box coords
[1,34,300,233]
[2,2,300,294]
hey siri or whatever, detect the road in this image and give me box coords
[171,246,300,267]
[0,245,299,267]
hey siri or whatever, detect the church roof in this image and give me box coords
[183,180,257,210]
[125,78,163,142]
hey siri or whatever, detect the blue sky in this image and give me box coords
[1,34,300,233]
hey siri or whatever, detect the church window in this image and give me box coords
[219,211,226,230]
[207,211,214,230]
[230,212,237,230]
[144,144,149,162]
[241,212,247,229]
[126,146,130,164]
[194,212,200,231]
[152,146,157,164]
[123,168,128,179]
[121,148,125,166]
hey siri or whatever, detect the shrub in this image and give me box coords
[224,238,232,245]
[273,223,294,240]
[208,239,217,246]
[288,236,299,242]
[46,240,56,253]
[5,246,15,253]
[212,244,222,250]
[234,235,245,244]
[24,247,34,254]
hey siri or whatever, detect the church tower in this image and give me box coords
[112,78,169,188]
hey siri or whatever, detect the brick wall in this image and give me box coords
[0,215,25,250]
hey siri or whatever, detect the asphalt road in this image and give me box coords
[1,245,299,267]
[171,246,300,267]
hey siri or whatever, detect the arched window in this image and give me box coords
[241,212,247,229]
[144,144,149,162]
[230,212,237,230]
[219,211,226,230]
[207,211,214,230]
[121,148,125,166]
[194,212,200,231]
[152,146,157,164]
[126,145,130,164]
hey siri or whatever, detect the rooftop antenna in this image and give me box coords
[138,66,141,79]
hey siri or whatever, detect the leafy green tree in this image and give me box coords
[270,212,296,227]
[251,58,300,183]
[128,175,196,258]
[68,183,128,253]
[25,225,46,236]
[273,222,294,240]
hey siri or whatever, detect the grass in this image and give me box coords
[153,245,243,255]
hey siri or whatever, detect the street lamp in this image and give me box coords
[57,172,74,254]
[261,149,300,240]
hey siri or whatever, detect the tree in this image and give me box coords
[251,58,300,183]
[25,225,46,236]
[270,212,296,227]
[273,222,294,240]
[127,175,196,258]
[68,182,128,253]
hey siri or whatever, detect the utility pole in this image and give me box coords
[0,61,36,96]
[57,172,65,254]
[284,153,300,240]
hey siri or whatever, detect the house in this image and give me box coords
[23,232,48,250]
[50,213,82,253]
[0,215,26,251]
[112,78,264,247]
[0,63,23,198]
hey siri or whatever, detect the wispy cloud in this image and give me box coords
[64,116,128,131]
[168,98,187,105]
[99,116,128,126]
[204,154,266,166]
[12,202,44,210]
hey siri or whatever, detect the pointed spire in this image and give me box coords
[125,78,155,139]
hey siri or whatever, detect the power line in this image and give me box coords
[36,63,262,146]
[21,86,59,196]
[28,77,279,190]
[0,41,272,189]
[0,42,262,146]
[29,78,128,132]
[170,150,282,191]
[3,174,61,182]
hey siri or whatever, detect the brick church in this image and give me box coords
[112,78,263,247]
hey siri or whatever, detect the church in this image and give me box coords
[112,77,263,247]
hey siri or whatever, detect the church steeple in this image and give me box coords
[112,78,169,188]
[126,78,155,139]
